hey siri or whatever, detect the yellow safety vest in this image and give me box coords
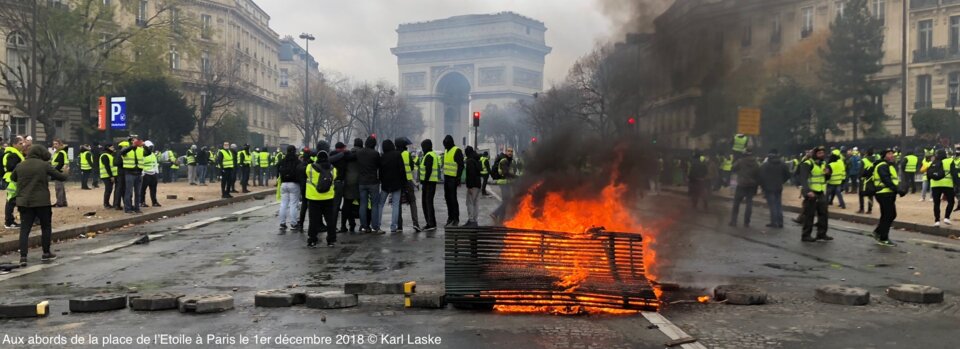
[494,158,513,185]
[828,160,846,185]
[732,135,748,153]
[721,156,733,171]
[401,151,415,181]
[2,147,24,182]
[305,165,337,201]
[143,153,159,173]
[806,159,826,193]
[122,148,144,170]
[480,156,489,175]
[904,155,919,173]
[79,151,92,170]
[99,153,117,178]
[51,149,69,168]
[186,150,196,165]
[861,157,875,191]
[932,159,955,188]
[443,146,460,177]
[419,151,440,183]
[273,152,284,165]
[219,149,235,169]
[258,152,270,167]
[238,150,251,166]
[873,163,899,194]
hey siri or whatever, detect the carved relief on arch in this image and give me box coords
[430,64,475,92]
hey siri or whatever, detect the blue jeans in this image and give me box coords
[123,173,142,212]
[378,189,402,231]
[764,190,783,226]
[358,184,381,230]
[197,165,207,184]
[828,184,845,208]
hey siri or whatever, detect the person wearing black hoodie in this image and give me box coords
[394,137,421,232]
[376,140,406,233]
[340,138,363,233]
[357,136,382,233]
[306,151,338,247]
[420,139,440,230]
[277,145,301,231]
[294,148,312,231]
[315,140,347,230]
[464,146,482,227]
[760,150,791,228]
[441,135,464,226]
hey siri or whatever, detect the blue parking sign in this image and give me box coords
[110,97,126,130]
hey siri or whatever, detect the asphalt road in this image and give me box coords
[0,189,675,349]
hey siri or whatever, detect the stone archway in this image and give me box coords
[435,72,471,142]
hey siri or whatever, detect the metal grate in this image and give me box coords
[445,226,659,311]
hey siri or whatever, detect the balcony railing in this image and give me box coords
[914,0,960,10]
[912,46,960,63]
[915,100,933,109]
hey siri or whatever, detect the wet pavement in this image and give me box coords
[0,190,673,349]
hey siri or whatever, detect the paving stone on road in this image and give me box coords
[344,282,407,295]
[178,294,234,314]
[405,292,446,309]
[815,285,870,306]
[254,290,294,308]
[714,284,768,305]
[305,291,359,309]
[886,284,944,304]
[0,300,49,318]
[69,294,127,313]
[128,292,184,311]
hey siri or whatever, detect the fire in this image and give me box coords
[698,296,710,303]
[499,158,661,314]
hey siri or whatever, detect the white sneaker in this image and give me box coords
[945,219,953,225]
[919,198,926,202]
[934,221,941,227]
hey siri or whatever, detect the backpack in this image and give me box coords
[489,153,506,180]
[928,160,946,181]
[311,163,334,193]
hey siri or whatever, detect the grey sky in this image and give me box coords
[258,0,615,87]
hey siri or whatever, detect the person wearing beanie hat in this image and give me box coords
[306,150,339,247]
[798,146,833,242]
[419,139,439,230]
[99,143,118,209]
[357,136,383,233]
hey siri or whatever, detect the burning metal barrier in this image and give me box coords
[445,226,660,314]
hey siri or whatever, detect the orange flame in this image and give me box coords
[697,296,710,303]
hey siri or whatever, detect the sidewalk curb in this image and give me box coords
[663,188,960,239]
[0,189,274,254]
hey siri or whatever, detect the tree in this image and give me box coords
[518,85,582,139]
[377,96,424,141]
[118,77,194,146]
[761,77,840,151]
[912,109,959,140]
[282,72,345,147]
[819,0,888,140]
[568,47,616,138]
[211,113,248,146]
[344,81,396,138]
[190,52,244,145]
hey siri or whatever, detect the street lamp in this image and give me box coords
[299,33,315,147]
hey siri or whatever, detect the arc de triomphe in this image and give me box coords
[391,12,551,146]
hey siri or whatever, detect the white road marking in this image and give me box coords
[910,238,960,250]
[177,216,225,230]
[231,203,276,215]
[488,189,502,202]
[641,311,708,349]
[84,234,165,255]
[0,262,61,282]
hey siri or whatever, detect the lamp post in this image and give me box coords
[299,33,315,147]
[901,0,908,149]
[0,105,10,142]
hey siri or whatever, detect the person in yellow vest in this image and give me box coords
[872,149,906,246]
[306,151,338,247]
[257,147,270,187]
[50,139,69,207]
[899,150,920,194]
[798,146,832,242]
[160,148,175,184]
[394,137,422,232]
[186,144,198,186]
[919,154,933,202]
[441,135,464,227]
[237,144,251,193]
[857,148,876,214]
[490,148,516,223]
[79,145,94,190]
[139,141,161,208]
[419,139,440,230]
[251,147,261,187]
[3,136,26,229]
[99,144,118,209]
[731,134,749,156]
[930,149,958,226]
[480,151,490,196]
[719,154,733,189]
[113,141,128,211]
[216,142,236,198]
[118,138,148,214]
[272,147,284,180]
[826,152,846,209]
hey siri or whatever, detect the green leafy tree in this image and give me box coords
[118,77,194,146]
[911,108,959,140]
[212,113,249,146]
[761,77,840,151]
[819,0,888,140]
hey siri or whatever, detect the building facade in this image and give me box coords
[277,35,320,148]
[392,12,551,144]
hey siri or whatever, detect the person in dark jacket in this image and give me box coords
[13,144,68,266]
[394,137,421,232]
[99,144,116,209]
[357,136,382,233]
[687,152,708,211]
[315,140,347,230]
[277,145,301,231]
[463,146,482,227]
[730,150,760,227]
[294,148,312,232]
[331,141,352,232]
[420,139,439,230]
[377,139,406,233]
[340,138,363,233]
[51,139,68,207]
[4,136,25,229]
[441,135,464,226]
[760,150,791,228]
[306,151,339,248]
[197,146,209,186]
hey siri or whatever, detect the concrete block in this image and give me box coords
[254,290,294,308]
[253,194,266,200]
[305,291,358,309]
[166,195,178,200]
[714,284,767,305]
[815,285,870,306]
[178,294,234,314]
[886,284,944,304]
[70,294,127,312]
[129,292,184,311]
[344,282,406,295]
[0,301,49,318]
[405,293,446,309]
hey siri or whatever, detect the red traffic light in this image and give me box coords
[530,137,537,143]
[472,111,480,127]
[473,111,480,119]
[627,117,636,125]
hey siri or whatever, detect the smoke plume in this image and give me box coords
[595,0,673,37]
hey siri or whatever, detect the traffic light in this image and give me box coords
[627,117,636,125]
[473,111,480,127]
[530,137,537,144]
